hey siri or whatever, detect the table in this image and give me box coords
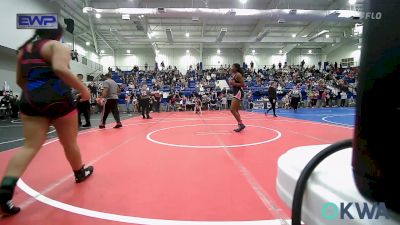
[277,144,400,225]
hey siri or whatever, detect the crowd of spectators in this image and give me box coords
[86,61,358,113]
[2,60,357,119]
[0,91,19,119]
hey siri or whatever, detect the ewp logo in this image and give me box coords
[322,202,390,220]
[17,14,58,29]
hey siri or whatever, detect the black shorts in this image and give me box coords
[19,92,76,121]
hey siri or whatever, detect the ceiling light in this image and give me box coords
[100,50,105,54]
[252,49,256,54]
[358,45,362,49]
[349,0,356,4]
[240,0,247,4]
[308,50,312,54]
[277,19,286,24]
[148,33,152,39]
[217,49,221,54]
[185,32,190,37]
[122,14,130,20]
[155,50,160,54]
[141,15,144,17]
[126,50,131,54]
[95,13,101,19]
[279,50,283,54]
[186,49,190,54]
[292,34,296,38]
[85,41,90,46]
[325,34,330,38]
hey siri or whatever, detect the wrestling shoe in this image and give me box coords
[0,190,20,217]
[74,165,94,183]
[113,124,123,129]
[234,124,246,132]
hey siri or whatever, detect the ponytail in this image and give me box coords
[18,32,38,51]
[17,23,63,51]
[238,67,244,76]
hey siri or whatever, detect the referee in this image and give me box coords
[265,82,278,117]
[99,73,122,129]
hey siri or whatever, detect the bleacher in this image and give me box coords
[109,66,357,106]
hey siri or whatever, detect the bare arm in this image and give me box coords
[45,42,88,94]
[102,87,109,98]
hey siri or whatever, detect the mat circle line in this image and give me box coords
[16,120,286,224]
[146,124,282,148]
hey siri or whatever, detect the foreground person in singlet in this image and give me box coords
[229,63,246,132]
[0,24,93,217]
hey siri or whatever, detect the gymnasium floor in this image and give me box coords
[0,108,354,225]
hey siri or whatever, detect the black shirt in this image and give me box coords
[268,86,277,99]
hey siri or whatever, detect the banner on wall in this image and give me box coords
[17,13,58,29]
[3,81,10,91]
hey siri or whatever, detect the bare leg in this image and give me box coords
[52,111,83,171]
[3,115,49,178]
[1,115,49,215]
[230,99,243,124]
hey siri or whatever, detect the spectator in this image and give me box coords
[169,93,179,112]
[71,50,78,62]
[125,92,131,114]
[290,86,301,112]
[340,91,347,107]
[74,74,91,127]
[321,90,327,107]
[139,85,152,119]
[152,90,161,113]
